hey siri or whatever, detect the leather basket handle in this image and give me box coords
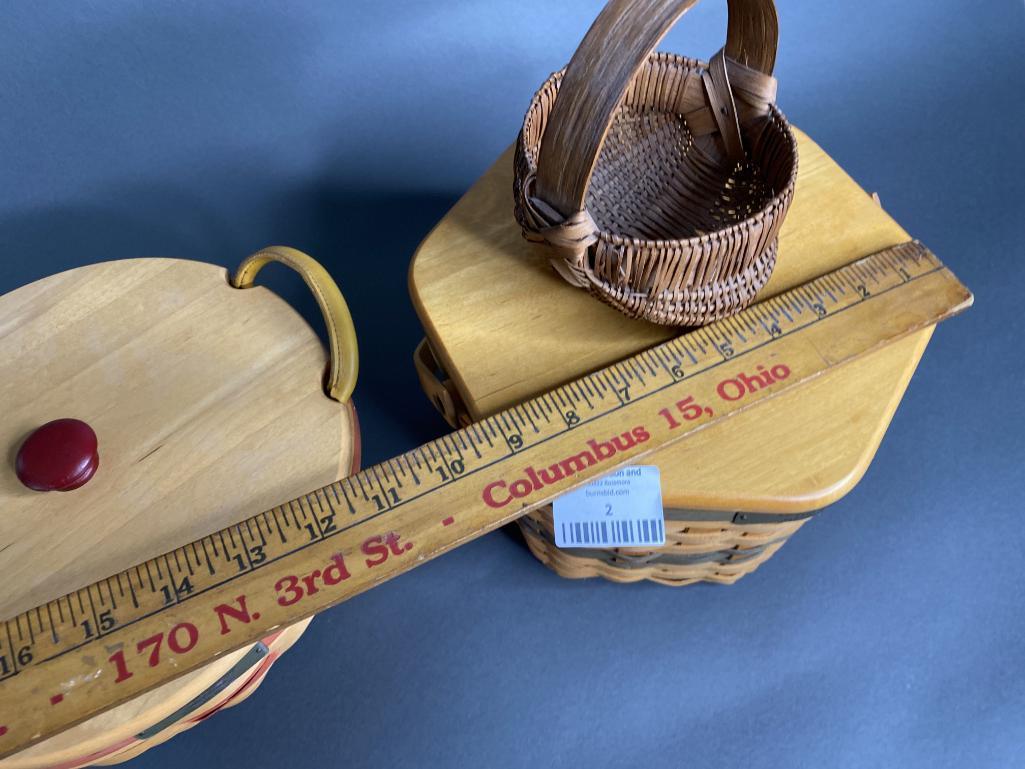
[231,246,359,403]
[534,0,779,219]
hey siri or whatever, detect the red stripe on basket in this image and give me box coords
[442,516,455,526]
[48,735,139,769]
[187,654,280,724]
[349,402,362,474]
[220,655,279,703]
[259,630,285,646]
[27,635,293,769]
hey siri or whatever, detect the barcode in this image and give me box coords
[559,518,664,547]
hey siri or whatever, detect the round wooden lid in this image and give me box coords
[0,257,359,766]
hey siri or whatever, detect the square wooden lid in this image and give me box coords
[410,129,933,512]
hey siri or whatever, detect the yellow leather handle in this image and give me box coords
[231,246,359,403]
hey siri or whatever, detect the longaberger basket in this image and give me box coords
[414,339,810,587]
[514,0,798,326]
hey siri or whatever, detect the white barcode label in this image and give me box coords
[553,466,664,548]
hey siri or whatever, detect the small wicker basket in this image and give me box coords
[514,0,798,326]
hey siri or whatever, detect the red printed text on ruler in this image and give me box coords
[101,531,417,686]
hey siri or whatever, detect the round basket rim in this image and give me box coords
[518,50,799,253]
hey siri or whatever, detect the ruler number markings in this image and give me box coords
[0,243,971,758]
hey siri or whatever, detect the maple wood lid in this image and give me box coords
[1,254,360,768]
[0,257,359,623]
[409,131,931,512]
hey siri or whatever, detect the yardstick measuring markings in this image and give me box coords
[0,241,971,757]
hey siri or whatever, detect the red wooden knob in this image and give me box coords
[15,418,99,492]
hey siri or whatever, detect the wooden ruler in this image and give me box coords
[0,241,971,757]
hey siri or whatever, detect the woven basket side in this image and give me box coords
[518,508,806,586]
[591,236,779,324]
[514,49,797,326]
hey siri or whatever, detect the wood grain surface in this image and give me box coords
[0,258,358,766]
[410,127,932,512]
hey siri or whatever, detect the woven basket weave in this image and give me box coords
[514,0,798,326]
[413,339,811,587]
[519,506,807,586]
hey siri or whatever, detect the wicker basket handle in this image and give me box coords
[231,246,359,403]
[533,0,778,221]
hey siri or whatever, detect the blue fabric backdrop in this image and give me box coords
[1,2,1022,767]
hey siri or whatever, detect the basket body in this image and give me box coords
[415,339,806,586]
[407,126,938,586]
[519,507,807,586]
[515,52,797,326]
[409,128,935,588]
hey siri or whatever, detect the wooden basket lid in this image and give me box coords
[410,127,933,514]
[0,255,359,766]
[1,255,359,618]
